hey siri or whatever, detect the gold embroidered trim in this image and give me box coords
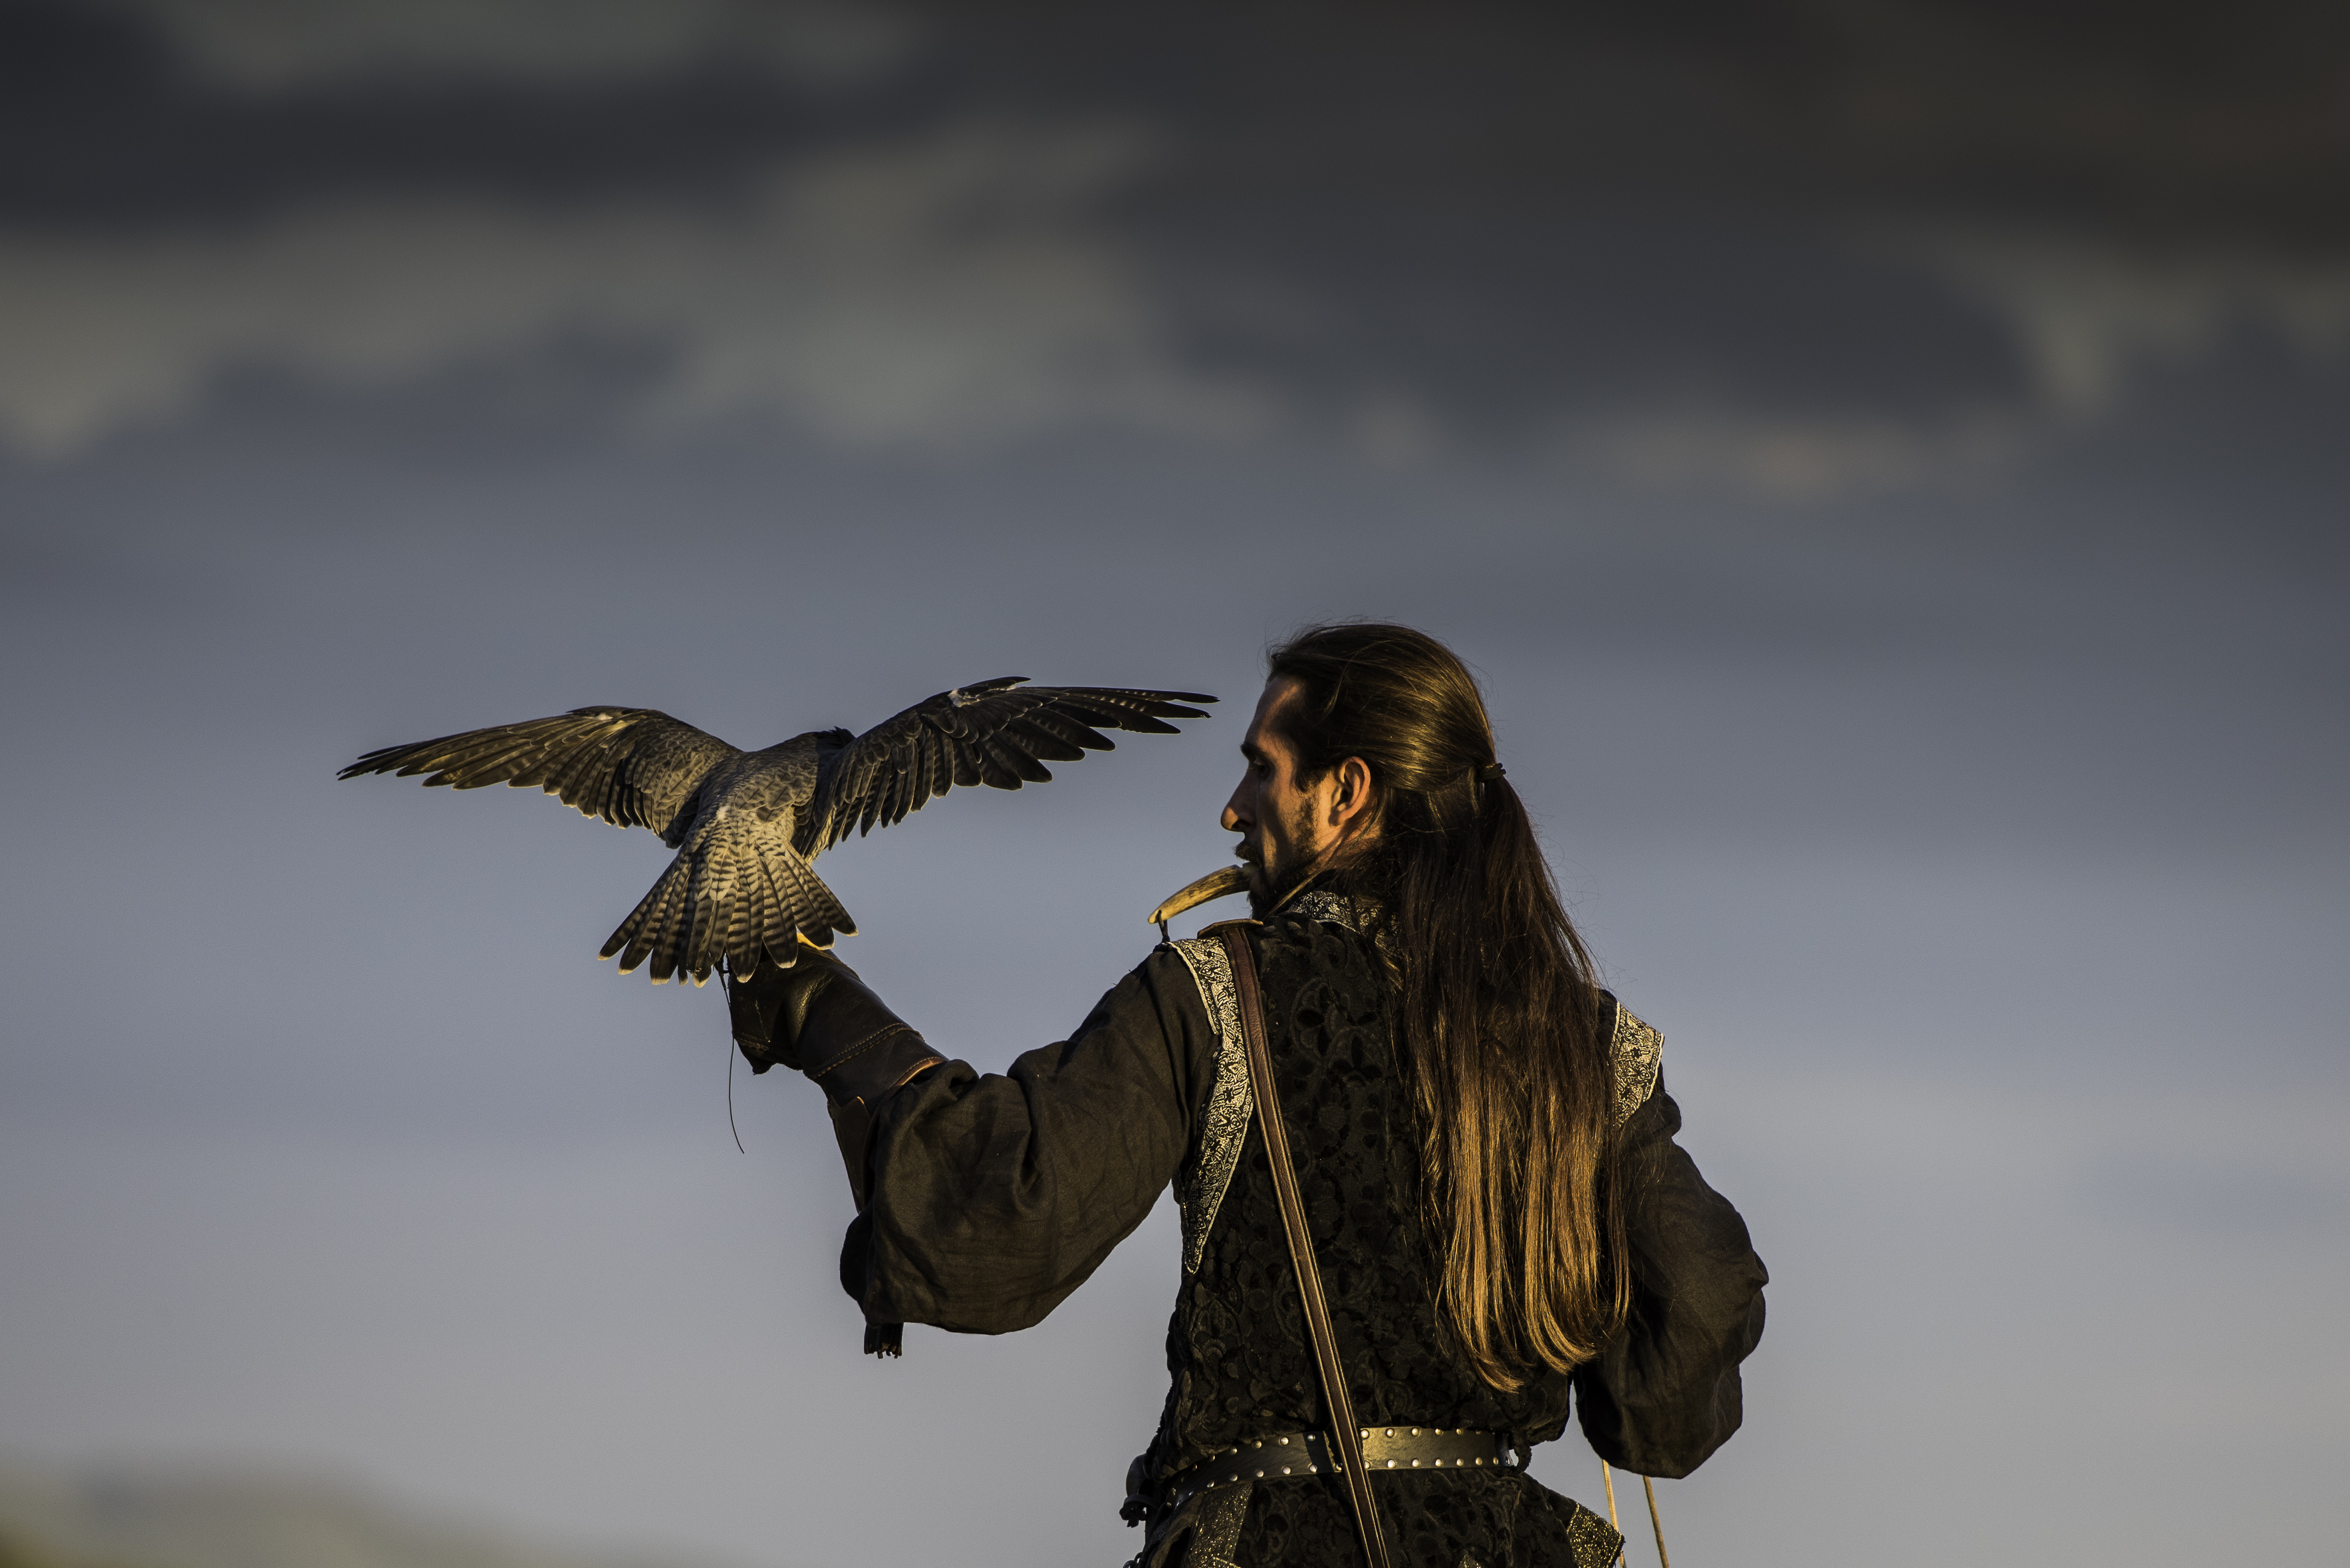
[1169,935,1254,1275]
[1610,1002,1663,1126]
[1282,887,1367,931]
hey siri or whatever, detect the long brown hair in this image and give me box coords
[1266,622,1628,1390]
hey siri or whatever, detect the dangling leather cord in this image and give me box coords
[1215,922,1395,1568]
[1641,1474,1672,1568]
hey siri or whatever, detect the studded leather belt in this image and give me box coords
[1159,1426,1508,1509]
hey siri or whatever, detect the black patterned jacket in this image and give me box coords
[839,889,1767,1568]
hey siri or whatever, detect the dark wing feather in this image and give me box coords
[809,678,1214,852]
[340,708,738,845]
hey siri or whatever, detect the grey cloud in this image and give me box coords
[11,167,2347,498]
[1549,232,2350,500]
[1555,406,2035,504]
[104,0,919,89]
[1911,230,2350,417]
[0,123,1277,456]
[8,0,2349,496]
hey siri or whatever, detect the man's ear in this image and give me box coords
[1329,756,1376,828]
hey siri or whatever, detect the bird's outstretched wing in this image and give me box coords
[339,708,738,845]
[808,679,1215,852]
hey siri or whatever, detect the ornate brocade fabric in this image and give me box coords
[1168,936,1253,1275]
[1609,1005,1662,1130]
[1167,902,1664,1279]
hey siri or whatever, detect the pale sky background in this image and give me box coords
[1,4,2345,1566]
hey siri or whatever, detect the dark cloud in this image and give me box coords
[4,0,2345,477]
[0,1,916,225]
[10,1,2346,237]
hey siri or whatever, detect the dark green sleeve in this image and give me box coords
[838,946,1219,1335]
[1571,1075,1769,1476]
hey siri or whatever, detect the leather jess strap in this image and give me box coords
[1214,922,1396,1568]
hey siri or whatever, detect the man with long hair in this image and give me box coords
[728,623,1766,1568]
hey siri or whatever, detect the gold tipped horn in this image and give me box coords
[1147,865,1250,931]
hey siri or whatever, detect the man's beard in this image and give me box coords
[1247,826,1326,917]
[1246,860,1309,919]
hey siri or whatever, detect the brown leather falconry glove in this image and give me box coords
[724,951,944,1210]
[726,952,939,1360]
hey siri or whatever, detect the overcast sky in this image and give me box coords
[1,5,2344,1567]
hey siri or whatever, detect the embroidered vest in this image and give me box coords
[1149,893,1662,1475]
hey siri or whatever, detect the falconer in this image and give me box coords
[726,623,1767,1568]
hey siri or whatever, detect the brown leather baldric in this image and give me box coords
[1211,920,1396,1568]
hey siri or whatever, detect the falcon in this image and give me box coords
[340,678,1214,984]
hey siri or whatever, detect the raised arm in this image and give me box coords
[727,946,1222,1338]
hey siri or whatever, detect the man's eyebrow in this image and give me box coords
[1240,740,1267,761]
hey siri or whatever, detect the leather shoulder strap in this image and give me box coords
[1213,922,1394,1568]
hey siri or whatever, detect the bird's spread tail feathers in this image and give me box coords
[601,841,854,985]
